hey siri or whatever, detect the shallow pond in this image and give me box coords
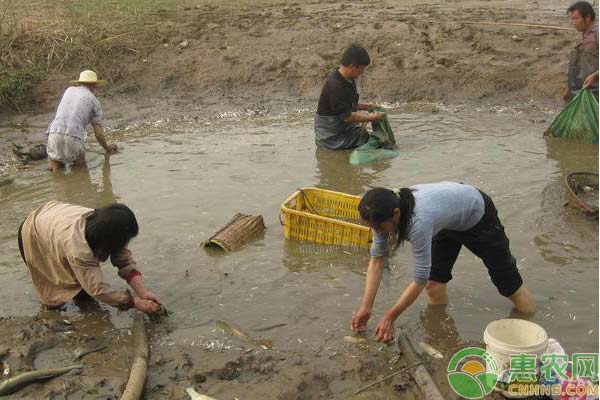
[0,106,597,367]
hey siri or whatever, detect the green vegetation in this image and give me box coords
[0,0,195,110]
[0,0,277,110]
[0,66,44,111]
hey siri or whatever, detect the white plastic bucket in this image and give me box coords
[483,318,548,372]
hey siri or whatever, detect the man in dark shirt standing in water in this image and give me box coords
[563,1,598,102]
[314,44,384,150]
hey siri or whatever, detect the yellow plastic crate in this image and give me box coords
[280,187,372,249]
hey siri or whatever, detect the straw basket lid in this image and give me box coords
[204,213,266,252]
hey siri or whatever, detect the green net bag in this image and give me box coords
[349,110,400,165]
[545,89,599,144]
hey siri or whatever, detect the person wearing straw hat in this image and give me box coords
[46,70,118,173]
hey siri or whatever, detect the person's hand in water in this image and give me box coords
[141,290,161,305]
[107,143,118,154]
[351,306,371,332]
[134,298,160,314]
[374,314,395,343]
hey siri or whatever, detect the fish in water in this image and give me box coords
[418,342,443,359]
[216,320,273,350]
[12,143,47,162]
[253,322,287,332]
[71,345,108,362]
[344,336,367,344]
[186,387,219,400]
[0,364,81,395]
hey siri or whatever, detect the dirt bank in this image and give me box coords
[3,0,577,116]
[0,0,578,171]
[119,0,573,107]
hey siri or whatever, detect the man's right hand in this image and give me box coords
[107,143,118,154]
[351,306,371,332]
[370,112,385,122]
[134,297,160,314]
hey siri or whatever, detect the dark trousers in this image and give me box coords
[429,190,523,297]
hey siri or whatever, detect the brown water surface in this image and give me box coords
[0,107,597,396]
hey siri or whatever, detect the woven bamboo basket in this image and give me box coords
[204,213,266,251]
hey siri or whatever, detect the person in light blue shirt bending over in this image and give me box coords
[351,182,536,343]
[46,70,117,173]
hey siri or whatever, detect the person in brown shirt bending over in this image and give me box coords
[18,201,160,313]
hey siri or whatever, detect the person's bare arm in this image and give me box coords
[351,256,385,332]
[358,102,380,111]
[374,280,426,342]
[345,111,384,124]
[386,281,425,320]
[92,122,117,153]
[127,274,160,304]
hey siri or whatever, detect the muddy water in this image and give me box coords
[0,107,597,393]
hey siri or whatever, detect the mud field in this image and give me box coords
[0,0,598,399]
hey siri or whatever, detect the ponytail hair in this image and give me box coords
[395,188,415,245]
[359,187,415,247]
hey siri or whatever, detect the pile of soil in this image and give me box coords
[0,0,576,169]
[12,0,575,115]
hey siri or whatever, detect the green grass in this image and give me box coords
[0,66,45,111]
[0,0,195,110]
[0,0,283,109]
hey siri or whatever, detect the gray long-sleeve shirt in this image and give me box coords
[47,86,104,140]
[370,182,485,284]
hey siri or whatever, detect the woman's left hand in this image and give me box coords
[141,290,161,305]
[374,315,396,343]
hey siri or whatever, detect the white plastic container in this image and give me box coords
[483,318,548,372]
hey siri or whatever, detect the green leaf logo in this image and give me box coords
[447,347,499,399]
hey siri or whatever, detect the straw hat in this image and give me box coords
[70,70,106,85]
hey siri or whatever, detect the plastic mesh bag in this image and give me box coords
[349,110,400,165]
[545,89,599,144]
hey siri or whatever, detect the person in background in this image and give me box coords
[351,182,536,343]
[314,44,384,150]
[18,201,160,313]
[563,1,598,102]
[46,70,118,172]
